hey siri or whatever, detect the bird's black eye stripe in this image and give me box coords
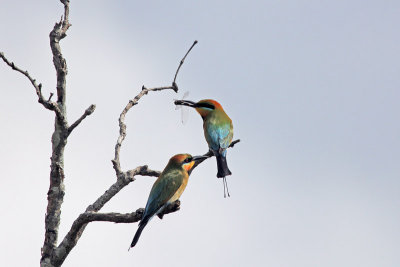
[184,157,192,163]
[197,103,215,110]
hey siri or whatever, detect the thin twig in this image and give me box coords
[172,40,198,92]
[0,52,59,112]
[191,139,241,171]
[68,104,96,135]
[229,139,241,148]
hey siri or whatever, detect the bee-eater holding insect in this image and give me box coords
[174,91,191,125]
[129,153,208,249]
[174,99,233,197]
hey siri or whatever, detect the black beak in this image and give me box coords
[188,155,211,175]
[174,99,197,108]
[192,155,210,162]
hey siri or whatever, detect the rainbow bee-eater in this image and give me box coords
[174,99,233,197]
[129,153,208,249]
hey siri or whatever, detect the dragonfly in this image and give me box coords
[174,91,190,125]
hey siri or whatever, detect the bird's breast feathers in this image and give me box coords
[204,117,233,150]
[168,176,189,203]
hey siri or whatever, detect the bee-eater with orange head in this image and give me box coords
[129,153,208,249]
[174,99,234,197]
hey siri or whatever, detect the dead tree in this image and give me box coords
[0,1,239,266]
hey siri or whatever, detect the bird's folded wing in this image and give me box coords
[144,169,183,218]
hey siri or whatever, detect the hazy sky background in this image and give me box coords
[1,0,400,266]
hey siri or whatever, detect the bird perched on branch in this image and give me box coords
[129,153,208,249]
[174,99,233,197]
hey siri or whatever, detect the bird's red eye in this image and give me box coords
[185,157,192,163]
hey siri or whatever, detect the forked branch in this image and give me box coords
[54,41,198,266]
[112,40,198,177]
[0,52,62,116]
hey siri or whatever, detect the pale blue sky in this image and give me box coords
[1,1,400,266]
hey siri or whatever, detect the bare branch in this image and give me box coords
[53,176,133,265]
[86,169,140,213]
[49,0,71,106]
[53,165,173,266]
[4,0,198,266]
[54,40,199,265]
[126,165,161,180]
[112,41,198,177]
[111,86,176,178]
[172,40,198,91]
[191,139,241,171]
[68,104,96,135]
[0,52,40,93]
[54,207,147,262]
[0,52,61,113]
[229,139,241,148]
[70,200,180,225]
[52,201,179,265]
[41,1,71,266]
[84,209,145,223]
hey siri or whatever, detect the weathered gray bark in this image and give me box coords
[0,1,239,266]
[1,1,191,265]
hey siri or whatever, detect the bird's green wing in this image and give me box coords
[218,122,233,149]
[142,169,183,220]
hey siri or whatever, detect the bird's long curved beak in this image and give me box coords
[174,99,197,108]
